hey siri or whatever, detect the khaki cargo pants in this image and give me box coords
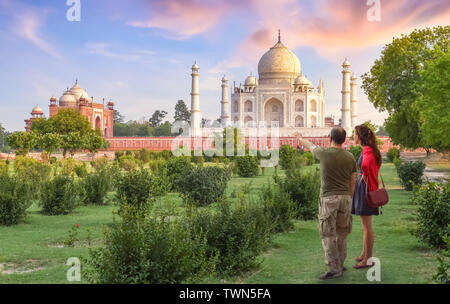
[318,195,353,274]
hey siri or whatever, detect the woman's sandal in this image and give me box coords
[353,262,375,269]
[355,256,364,262]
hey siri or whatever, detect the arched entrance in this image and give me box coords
[264,98,283,127]
[95,116,101,129]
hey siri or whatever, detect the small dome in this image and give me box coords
[351,73,357,80]
[50,96,56,101]
[342,58,350,68]
[59,89,77,107]
[294,75,312,87]
[70,81,92,103]
[192,63,199,70]
[107,100,114,106]
[222,75,227,81]
[245,74,257,86]
[31,106,44,114]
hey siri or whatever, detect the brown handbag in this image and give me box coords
[365,173,389,208]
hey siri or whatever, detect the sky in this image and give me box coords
[0,0,449,131]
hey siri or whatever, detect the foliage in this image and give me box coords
[361,26,449,151]
[259,183,295,233]
[235,155,259,177]
[412,182,449,249]
[0,160,7,175]
[163,156,193,192]
[117,155,142,171]
[0,122,11,152]
[0,173,31,226]
[277,168,321,220]
[63,225,79,247]
[84,129,106,157]
[432,237,449,284]
[6,131,37,156]
[349,145,363,162]
[397,161,426,191]
[179,166,230,206]
[39,174,78,215]
[279,145,297,170]
[60,158,77,176]
[84,207,215,283]
[149,110,168,127]
[116,168,167,213]
[187,200,273,276]
[173,100,191,124]
[299,151,316,166]
[387,147,400,162]
[14,156,51,199]
[417,49,450,151]
[36,133,62,159]
[74,162,88,178]
[79,169,111,205]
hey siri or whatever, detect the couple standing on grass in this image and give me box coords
[296,124,382,280]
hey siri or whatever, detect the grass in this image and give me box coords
[0,162,444,284]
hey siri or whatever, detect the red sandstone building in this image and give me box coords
[25,80,114,137]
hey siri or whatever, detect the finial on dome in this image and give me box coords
[278,29,281,42]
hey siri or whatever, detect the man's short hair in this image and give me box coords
[330,127,346,145]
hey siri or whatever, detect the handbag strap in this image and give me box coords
[364,169,385,192]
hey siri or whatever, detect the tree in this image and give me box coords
[149,110,168,127]
[376,125,389,137]
[61,132,83,158]
[417,49,450,152]
[361,26,449,151]
[113,109,124,123]
[174,100,191,124]
[36,133,62,161]
[84,129,106,159]
[0,123,10,152]
[6,131,37,156]
[153,121,173,137]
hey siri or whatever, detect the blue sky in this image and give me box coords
[0,0,449,131]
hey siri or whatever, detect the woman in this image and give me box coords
[352,124,382,269]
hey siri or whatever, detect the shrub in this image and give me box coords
[300,151,315,166]
[60,158,77,176]
[40,174,78,215]
[349,145,362,162]
[14,156,51,199]
[0,160,7,175]
[279,145,296,170]
[187,200,273,276]
[91,157,109,171]
[117,155,142,171]
[179,166,230,206]
[80,169,111,205]
[259,183,295,233]
[277,168,321,220]
[114,151,124,159]
[387,147,400,162]
[412,182,449,249]
[147,159,165,173]
[163,156,193,192]
[236,155,259,177]
[74,162,88,178]
[116,168,167,212]
[397,161,426,191]
[0,173,30,225]
[160,150,173,160]
[84,207,215,284]
[432,237,449,284]
[393,157,403,171]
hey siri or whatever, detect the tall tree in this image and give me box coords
[113,109,124,123]
[174,100,191,124]
[361,26,449,152]
[6,131,37,156]
[149,110,168,127]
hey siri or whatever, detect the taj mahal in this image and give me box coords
[190,31,359,137]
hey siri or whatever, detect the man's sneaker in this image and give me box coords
[319,271,343,280]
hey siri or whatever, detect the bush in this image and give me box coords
[393,157,403,171]
[0,173,30,225]
[60,158,77,176]
[179,166,230,206]
[80,169,111,205]
[187,200,273,276]
[163,156,193,192]
[14,156,51,199]
[0,160,7,175]
[412,182,449,249]
[147,159,165,173]
[236,155,259,177]
[259,183,295,233]
[277,168,321,220]
[90,157,109,171]
[279,145,296,170]
[134,148,151,163]
[40,174,78,215]
[349,145,362,162]
[387,147,400,162]
[117,155,142,171]
[432,238,449,284]
[84,208,215,283]
[74,162,88,178]
[116,168,167,212]
[299,151,315,166]
[397,161,426,191]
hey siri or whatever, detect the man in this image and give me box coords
[295,127,357,280]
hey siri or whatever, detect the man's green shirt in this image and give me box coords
[313,147,357,197]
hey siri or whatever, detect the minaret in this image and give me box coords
[350,73,358,128]
[220,75,229,127]
[341,58,351,132]
[190,62,201,137]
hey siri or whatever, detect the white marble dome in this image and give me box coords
[244,74,257,86]
[258,40,301,81]
[59,89,77,107]
[70,82,92,102]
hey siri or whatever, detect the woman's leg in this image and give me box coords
[359,215,374,265]
[357,216,366,261]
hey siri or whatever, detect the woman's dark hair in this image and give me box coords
[355,124,382,166]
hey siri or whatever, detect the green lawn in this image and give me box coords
[0,163,440,283]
